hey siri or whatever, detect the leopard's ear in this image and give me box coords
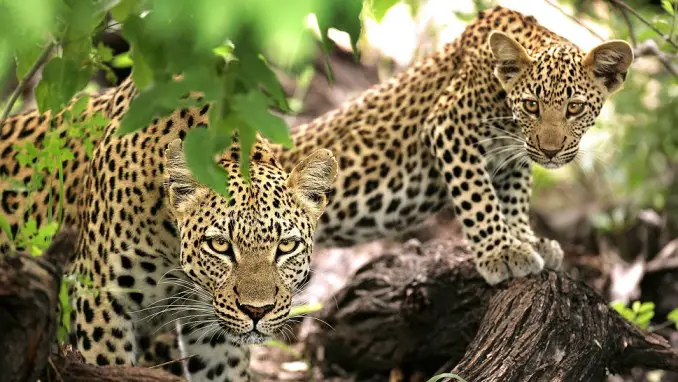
[583,40,633,93]
[164,139,201,214]
[489,31,533,89]
[287,149,337,219]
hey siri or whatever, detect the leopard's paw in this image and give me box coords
[475,240,544,285]
[533,237,563,270]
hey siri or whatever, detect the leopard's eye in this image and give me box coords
[566,102,585,117]
[205,238,231,254]
[522,99,539,115]
[276,240,301,260]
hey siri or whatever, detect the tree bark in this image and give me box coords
[305,239,678,381]
[0,230,186,382]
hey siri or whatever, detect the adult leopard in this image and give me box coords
[0,78,337,381]
[274,6,633,284]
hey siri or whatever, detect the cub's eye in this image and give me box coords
[566,102,585,117]
[204,238,231,254]
[522,99,539,115]
[276,240,301,259]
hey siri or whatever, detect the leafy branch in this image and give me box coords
[607,0,678,50]
[0,42,54,124]
[544,0,678,77]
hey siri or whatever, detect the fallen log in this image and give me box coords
[0,230,185,382]
[305,239,678,381]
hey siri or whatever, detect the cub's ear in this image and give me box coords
[488,31,533,89]
[287,149,338,219]
[583,40,633,93]
[164,139,201,214]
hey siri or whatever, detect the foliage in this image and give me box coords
[0,0,369,196]
[612,300,656,329]
[668,307,678,329]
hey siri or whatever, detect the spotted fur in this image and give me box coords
[0,79,337,381]
[273,6,633,284]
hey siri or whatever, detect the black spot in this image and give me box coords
[92,327,104,342]
[129,292,144,305]
[228,356,240,368]
[96,354,110,366]
[83,300,95,323]
[188,356,208,373]
[140,261,157,272]
[117,275,135,287]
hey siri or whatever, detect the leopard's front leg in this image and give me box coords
[491,161,563,269]
[425,118,544,285]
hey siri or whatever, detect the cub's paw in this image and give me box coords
[533,237,563,270]
[475,241,545,285]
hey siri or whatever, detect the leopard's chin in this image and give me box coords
[218,322,271,344]
[228,330,270,345]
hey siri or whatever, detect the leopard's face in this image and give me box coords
[490,32,633,169]
[164,139,337,344]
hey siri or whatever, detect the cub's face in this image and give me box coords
[489,31,633,169]
[164,139,337,344]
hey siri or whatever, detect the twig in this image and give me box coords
[647,238,678,272]
[607,0,678,50]
[634,39,678,77]
[618,7,637,47]
[149,354,196,369]
[0,42,54,124]
[48,357,64,382]
[544,0,605,41]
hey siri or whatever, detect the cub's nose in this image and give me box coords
[237,301,274,322]
[540,146,562,159]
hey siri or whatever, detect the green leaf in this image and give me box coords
[315,0,363,60]
[235,119,257,183]
[57,279,72,342]
[71,95,90,117]
[111,0,139,22]
[93,42,114,63]
[112,51,133,68]
[236,52,290,112]
[637,302,655,314]
[368,0,399,22]
[289,303,323,317]
[35,57,92,113]
[667,308,678,329]
[14,42,44,79]
[636,311,654,329]
[231,90,293,148]
[632,300,641,313]
[661,0,675,16]
[183,128,230,197]
[0,212,13,242]
[118,78,201,135]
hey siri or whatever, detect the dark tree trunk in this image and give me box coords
[0,230,186,382]
[305,239,678,381]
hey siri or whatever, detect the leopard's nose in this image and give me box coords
[540,146,562,159]
[236,301,274,322]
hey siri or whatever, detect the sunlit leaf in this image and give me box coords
[0,213,13,242]
[368,0,399,22]
[183,127,230,197]
[231,90,293,148]
[35,57,92,113]
[661,0,675,16]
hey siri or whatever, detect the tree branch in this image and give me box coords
[607,0,678,50]
[0,42,54,125]
[544,0,605,41]
[306,238,678,380]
